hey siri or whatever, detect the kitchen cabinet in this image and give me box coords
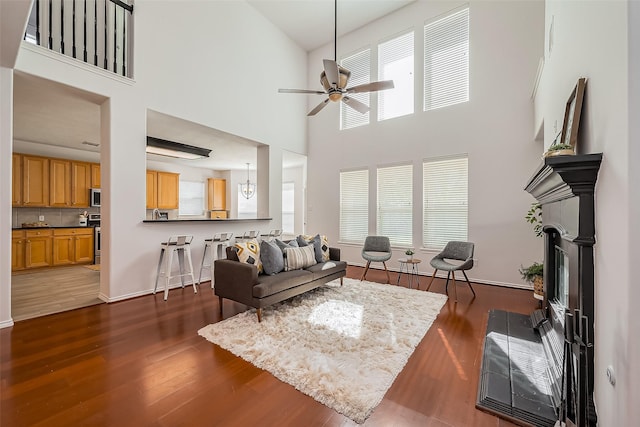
[52,228,94,265]
[71,161,91,207]
[49,158,71,207]
[25,229,53,268]
[12,154,22,206]
[209,210,228,219]
[207,178,226,211]
[146,170,179,209]
[91,163,101,188]
[22,155,49,207]
[12,230,26,271]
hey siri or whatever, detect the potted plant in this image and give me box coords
[544,142,574,157]
[405,249,414,261]
[519,262,544,298]
[525,202,542,237]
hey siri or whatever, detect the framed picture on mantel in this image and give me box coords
[561,78,587,149]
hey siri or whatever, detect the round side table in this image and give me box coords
[397,258,421,289]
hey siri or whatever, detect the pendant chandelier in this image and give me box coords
[240,163,256,199]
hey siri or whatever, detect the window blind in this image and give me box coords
[424,7,469,111]
[178,181,204,216]
[422,155,468,249]
[341,49,370,130]
[377,164,413,246]
[378,31,414,121]
[340,169,369,243]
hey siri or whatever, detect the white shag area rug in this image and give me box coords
[198,277,447,423]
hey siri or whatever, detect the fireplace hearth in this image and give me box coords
[477,154,601,427]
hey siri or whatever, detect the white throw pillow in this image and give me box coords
[284,245,317,271]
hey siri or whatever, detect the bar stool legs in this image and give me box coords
[154,235,196,300]
[198,233,232,289]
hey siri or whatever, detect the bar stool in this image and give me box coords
[236,230,260,243]
[260,229,282,241]
[198,232,233,288]
[154,235,197,301]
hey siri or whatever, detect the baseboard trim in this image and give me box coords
[0,318,15,329]
[99,278,210,303]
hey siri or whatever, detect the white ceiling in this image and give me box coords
[12,1,412,170]
[247,0,414,51]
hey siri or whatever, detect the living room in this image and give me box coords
[0,0,638,426]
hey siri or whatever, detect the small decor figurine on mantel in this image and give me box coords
[405,249,414,261]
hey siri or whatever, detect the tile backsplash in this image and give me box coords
[13,207,100,228]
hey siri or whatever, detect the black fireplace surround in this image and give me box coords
[477,153,601,427]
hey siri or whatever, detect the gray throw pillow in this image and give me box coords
[311,234,324,263]
[296,235,309,247]
[275,238,298,253]
[260,240,284,275]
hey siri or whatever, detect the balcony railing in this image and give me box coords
[24,0,134,78]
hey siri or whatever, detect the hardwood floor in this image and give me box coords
[1,266,537,426]
[11,265,102,322]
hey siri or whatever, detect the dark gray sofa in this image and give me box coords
[214,246,346,322]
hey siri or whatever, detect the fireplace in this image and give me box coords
[477,154,601,427]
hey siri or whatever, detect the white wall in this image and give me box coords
[306,0,545,286]
[283,164,306,235]
[538,1,637,425]
[0,0,306,322]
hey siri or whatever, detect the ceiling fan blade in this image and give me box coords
[323,59,341,89]
[308,98,331,116]
[346,80,395,94]
[342,96,370,114]
[279,88,327,95]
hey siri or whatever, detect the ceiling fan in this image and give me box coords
[278,0,394,116]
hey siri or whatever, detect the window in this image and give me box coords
[422,155,468,249]
[237,184,257,219]
[340,169,369,243]
[178,181,205,216]
[282,182,295,234]
[377,164,413,246]
[341,49,371,130]
[378,31,414,121]
[424,7,469,111]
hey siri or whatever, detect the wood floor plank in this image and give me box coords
[1,266,538,426]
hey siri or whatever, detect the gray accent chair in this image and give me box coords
[425,241,476,301]
[360,236,392,284]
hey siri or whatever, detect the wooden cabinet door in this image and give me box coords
[207,178,226,210]
[25,230,52,268]
[22,155,49,207]
[74,233,94,263]
[91,163,101,188]
[71,162,91,207]
[146,170,158,209]
[49,159,71,207]
[12,231,26,271]
[12,153,22,206]
[157,172,179,209]
[52,236,74,265]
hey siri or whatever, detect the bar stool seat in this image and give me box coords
[198,232,233,288]
[236,230,260,243]
[154,235,197,300]
[260,229,282,241]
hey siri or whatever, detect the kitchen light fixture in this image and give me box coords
[146,136,211,160]
[240,163,256,199]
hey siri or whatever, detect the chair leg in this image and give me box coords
[360,261,371,281]
[426,269,438,291]
[154,248,164,294]
[445,271,451,292]
[257,308,263,323]
[177,249,186,288]
[451,272,458,302]
[382,261,391,284]
[462,270,476,297]
[340,277,343,286]
[198,243,208,285]
[164,249,174,301]
[185,247,197,294]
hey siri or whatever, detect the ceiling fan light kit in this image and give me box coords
[278,0,394,116]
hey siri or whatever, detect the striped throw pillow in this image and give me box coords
[284,245,317,271]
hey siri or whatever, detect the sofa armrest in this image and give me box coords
[329,247,341,261]
[214,259,259,305]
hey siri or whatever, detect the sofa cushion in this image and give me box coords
[305,260,348,281]
[260,239,284,275]
[284,245,317,271]
[253,269,313,298]
[234,239,263,273]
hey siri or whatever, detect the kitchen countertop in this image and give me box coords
[12,225,97,230]
[142,218,272,223]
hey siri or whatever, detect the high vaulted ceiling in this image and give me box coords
[247,0,414,51]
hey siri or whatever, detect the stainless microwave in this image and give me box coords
[90,188,101,207]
